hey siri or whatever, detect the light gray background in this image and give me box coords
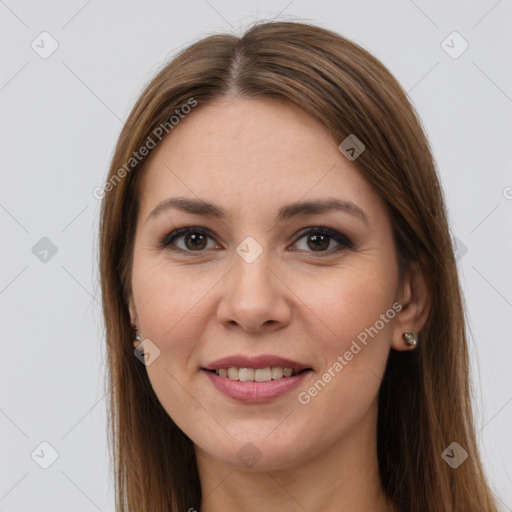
[1,1,511,510]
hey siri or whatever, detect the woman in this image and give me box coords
[99,21,498,511]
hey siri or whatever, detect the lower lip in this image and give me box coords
[201,369,312,403]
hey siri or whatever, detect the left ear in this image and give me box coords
[391,260,431,351]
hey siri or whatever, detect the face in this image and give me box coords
[128,97,408,471]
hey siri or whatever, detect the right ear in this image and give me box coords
[128,295,138,327]
[128,295,142,348]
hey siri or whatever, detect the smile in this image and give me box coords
[201,354,313,402]
[211,366,305,381]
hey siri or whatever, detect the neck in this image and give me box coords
[196,400,394,512]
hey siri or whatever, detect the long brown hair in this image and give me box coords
[99,21,498,511]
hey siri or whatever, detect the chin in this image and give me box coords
[215,445,304,472]
[198,426,315,472]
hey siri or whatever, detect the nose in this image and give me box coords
[216,246,292,334]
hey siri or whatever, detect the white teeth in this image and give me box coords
[214,366,302,381]
[271,367,284,379]
[227,367,239,380]
[255,367,271,382]
[238,368,254,381]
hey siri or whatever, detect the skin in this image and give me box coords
[128,97,430,512]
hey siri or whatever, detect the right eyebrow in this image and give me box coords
[147,197,225,222]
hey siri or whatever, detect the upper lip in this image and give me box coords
[203,354,312,371]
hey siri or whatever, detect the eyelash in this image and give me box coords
[157,224,354,256]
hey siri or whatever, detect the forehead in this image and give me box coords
[137,97,384,223]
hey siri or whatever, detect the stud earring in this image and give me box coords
[132,324,142,344]
[402,332,417,348]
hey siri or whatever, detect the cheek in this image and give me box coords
[132,258,216,344]
[294,260,397,348]
[290,262,397,408]
[131,260,215,428]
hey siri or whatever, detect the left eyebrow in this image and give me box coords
[146,197,369,225]
[276,198,369,225]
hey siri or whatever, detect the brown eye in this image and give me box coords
[184,232,208,250]
[306,233,330,251]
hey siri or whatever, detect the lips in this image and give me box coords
[202,367,312,402]
[201,354,313,402]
